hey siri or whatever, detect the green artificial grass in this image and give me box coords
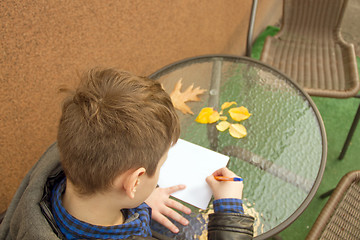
[251,26,360,239]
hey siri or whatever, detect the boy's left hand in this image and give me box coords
[145,185,191,233]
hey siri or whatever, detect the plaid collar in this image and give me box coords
[51,177,152,239]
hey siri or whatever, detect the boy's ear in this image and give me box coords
[123,167,146,199]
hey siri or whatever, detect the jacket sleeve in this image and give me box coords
[208,212,254,240]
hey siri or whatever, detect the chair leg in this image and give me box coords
[338,101,360,160]
[272,234,283,240]
[246,0,258,57]
[320,189,334,199]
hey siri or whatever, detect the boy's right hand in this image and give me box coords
[206,167,243,200]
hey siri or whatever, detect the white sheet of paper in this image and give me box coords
[157,139,229,210]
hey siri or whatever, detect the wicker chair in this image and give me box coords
[306,170,360,239]
[258,0,360,159]
[260,0,359,97]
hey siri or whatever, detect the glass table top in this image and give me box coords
[149,55,327,239]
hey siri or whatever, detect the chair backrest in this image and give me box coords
[279,0,349,42]
[306,170,360,239]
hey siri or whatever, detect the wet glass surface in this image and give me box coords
[149,56,326,239]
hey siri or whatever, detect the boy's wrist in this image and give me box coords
[213,198,244,214]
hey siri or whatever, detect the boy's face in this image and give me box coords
[131,149,169,206]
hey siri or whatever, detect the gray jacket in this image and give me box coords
[0,143,254,240]
[0,143,63,239]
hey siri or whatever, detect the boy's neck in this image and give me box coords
[62,179,127,226]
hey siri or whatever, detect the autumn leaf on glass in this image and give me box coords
[169,78,206,115]
[195,107,220,124]
[229,123,247,139]
[221,101,237,110]
[228,106,251,121]
[216,121,231,131]
[195,101,251,139]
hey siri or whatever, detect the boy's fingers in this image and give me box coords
[212,167,238,178]
[222,167,237,177]
[206,175,218,186]
[153,212,179,233]
[166,184,186,194]
[206,175,215,182]
[211,168,223,176]
[162,205,189,226]
[166,198,191,215]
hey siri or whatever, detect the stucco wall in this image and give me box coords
[0,0,281,212]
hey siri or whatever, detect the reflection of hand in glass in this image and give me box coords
[145,185,191,233]
[206,167,243,200]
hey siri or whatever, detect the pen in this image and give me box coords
[214,176,243,182]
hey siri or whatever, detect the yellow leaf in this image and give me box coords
[195,107,214,124]
[221,101,237,110]
[229,124,247,138]
[229,106,251,121]
[208,111,220,123]
[219,116,227,121]
[216,121,231,131]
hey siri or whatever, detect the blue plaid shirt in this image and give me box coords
[51,178,244,239]
[51,178,152,239]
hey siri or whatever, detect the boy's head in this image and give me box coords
[57,68,180,196]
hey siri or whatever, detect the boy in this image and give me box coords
[0,68,254,239]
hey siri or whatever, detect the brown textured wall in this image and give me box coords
[0,0,281,212]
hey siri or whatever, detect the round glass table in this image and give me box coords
[149,55,327,239]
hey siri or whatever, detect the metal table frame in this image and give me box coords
[149,54,327,239]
